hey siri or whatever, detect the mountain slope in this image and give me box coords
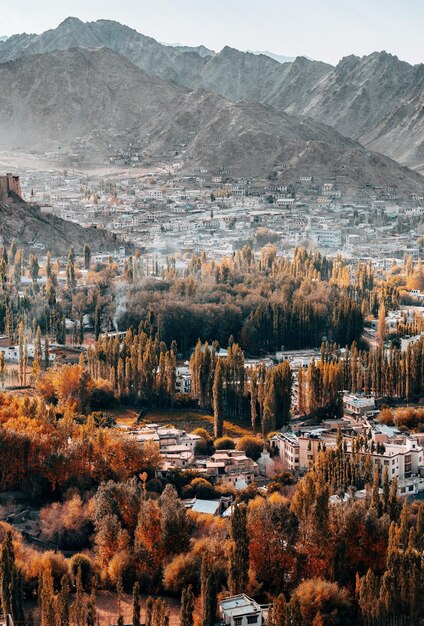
[143,90,424,192]
[0,196,118,255]
[0,18,331,102]
[0,47,423,194]
[0,47,184,148]
[0,17,209,86]
[294,52,424,170]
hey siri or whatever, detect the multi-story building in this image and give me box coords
[206,450,258,485]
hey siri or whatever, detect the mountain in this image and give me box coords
[293,52,424,173]
[167,43,215,58]
[0,196,118,256]
[247,50,296,64]
[0,47,183,148]
[0,17,208,86]
[143,89,424,192]
[0,46,423,194]
[0,18,330,100]
[1,19,423,171]
[0,36,8,42]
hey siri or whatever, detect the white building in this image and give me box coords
[220,595,266,626]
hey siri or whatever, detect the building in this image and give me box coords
[343,394,376,419]
[0,173,22,201]
[271,431,337,473]
[176,366,192,394]
[205,450,258,485]
[219,595,267,626]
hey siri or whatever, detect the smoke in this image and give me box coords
[113,280,128,331]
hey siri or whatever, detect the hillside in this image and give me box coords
[0,47,423,193]
[0,196,118,256]
[143,90,424,192]
[0,47,184,149]
[295,52,424,173]
[2,18,422,171]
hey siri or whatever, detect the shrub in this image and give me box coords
[70,553,94,591]
[292,578,352,625]
[190,477,216,500]
[214,436,235,450]
[236,436,263,461]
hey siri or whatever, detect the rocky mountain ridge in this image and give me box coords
[1,18,421,172]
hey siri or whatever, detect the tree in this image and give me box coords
[228,503,249,595]
[201,555,217,626]
[180,584,194,626]
[270,594,288,626]
[0,530,14,616]
[86,588,97,626]
[159,484,190,555]
[39,566,56,626]
[292,578,352,625]
[377,299,386,345]
[57,574,70,626]
[213,358,224,438]
[214,436,235,450]
[132,581,141,626]
[72,566,86,626]
[84,244,91,271]
[236,436,263,461]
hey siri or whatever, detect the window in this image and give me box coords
[247,617,258,624]
[234,619,242,626]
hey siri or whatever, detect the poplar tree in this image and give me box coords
[39,566,56,626]
[270,594,288,626]
[57,574,70,626]
[180,584,194,626]
[83,243,91,270]
[201,555,217,626]
[0,530,14,616]
[132,581,141,626]
[228,503,249,595]
[213,358,224,438]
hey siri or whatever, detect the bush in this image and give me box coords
[214,436,235,450]
[163,551,201,595]
[236,436,263,461]
[292,578,352,625]
[40,495,94,551]
[193,428,214,455]
[190,477,216,499]
[70,553,95,591]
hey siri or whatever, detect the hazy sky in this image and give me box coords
[2,0,423,65]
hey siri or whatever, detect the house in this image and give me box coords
[219,595,267,626]
[343,394,376,419]
[206,450,258,485]
[176,366,192,394]
[271,431,336,473]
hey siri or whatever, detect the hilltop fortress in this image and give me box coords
[0,173,22,202]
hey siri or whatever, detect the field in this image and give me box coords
[111,407,254,438]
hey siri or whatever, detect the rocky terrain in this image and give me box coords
[0,47,184,148]
[2,18,421,172]
[0,196,119,255]
[143,89,424,192]
[0,47,423,193]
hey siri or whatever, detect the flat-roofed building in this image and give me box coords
[220,595,266,626]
